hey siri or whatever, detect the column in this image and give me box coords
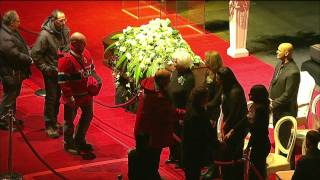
[227,0,250,58]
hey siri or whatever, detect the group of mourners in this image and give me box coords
[1,8,319,180]
[128,43,320,179]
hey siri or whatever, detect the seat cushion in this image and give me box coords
[267,153,291,175]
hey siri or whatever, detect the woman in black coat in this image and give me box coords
[183,86,216,180]
[246,85,271,180]
[216,67,248,180]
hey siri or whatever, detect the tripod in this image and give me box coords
[0,109,23,180]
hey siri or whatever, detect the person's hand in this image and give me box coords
[223,129,234,141]
[2,76,15,86]
[43,67,57,77]
[179,119,184,126]
[66,96,76,107]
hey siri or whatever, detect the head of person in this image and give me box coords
[51,10,66,30]
[154,69,171,92]
[249,84,270,105]
[172,49,192,73]
[2,10,20,31]
[305,129,320,155]
[190,86,209,108]
[205,51,223,73]
[276,43,294,61]
[216,67,239,92]
[135,133,150,151]
[70,32,87,55]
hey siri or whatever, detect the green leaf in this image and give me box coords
[111,33,122,40]
[106,42,116,51]
[116,54,127,69]
[134,65,141,86]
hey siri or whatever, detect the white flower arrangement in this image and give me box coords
[107,18,202,87]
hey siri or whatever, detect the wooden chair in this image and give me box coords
[296,93,320,154]
[275,170,294,180]
[267,116,297,176]
[296,71,316,128]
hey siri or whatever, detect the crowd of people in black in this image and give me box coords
[1,9,320,180]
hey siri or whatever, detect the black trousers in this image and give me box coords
[63,99,93,145]
[43,73,61,128]
[0,74,23,121]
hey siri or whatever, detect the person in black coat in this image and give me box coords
[31,10,70,138]
[166,49,195,166]
[292,129,320,180]
[183,86,217,180]
[245,85,271,180]
[128,133,161,180]
[269,43,300,146]
[0,10,33,130]
[216,67,248,180]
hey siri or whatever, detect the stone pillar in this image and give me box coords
[227,0,250,58]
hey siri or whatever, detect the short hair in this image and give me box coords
[249,84,270,105]
[205,51,223,72]
[190,86,209,107]
[154,69,171,89]
[2,10,18,26]
[306,130,320,151]
[172,49,192,69]
[51,9,65,20]
[279,43,294,53]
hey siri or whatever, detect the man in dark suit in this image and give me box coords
[0,10,33,130]
[269,42,300,156]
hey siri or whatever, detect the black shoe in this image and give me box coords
[175,163,183,169]
[55,122,63,131]
[75,142,93,151]
[64,144,80,155]
[165,158,177,164]
[45,127,60,139]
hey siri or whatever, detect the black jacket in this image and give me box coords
[292,150,320,180]
[0,24,32,79]
[31,16,70,74]
[269,60,300,119]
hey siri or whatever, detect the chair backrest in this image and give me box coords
[274,116,297,162]
[297,71,316,119]
[311,94,320,129]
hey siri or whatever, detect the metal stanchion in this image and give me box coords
[34,89,46,97]
[0,110,23,180]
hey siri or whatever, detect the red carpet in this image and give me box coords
[0,1,276,179]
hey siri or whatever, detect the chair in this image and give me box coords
[275,170,294,180]
[311,93,320,129]
[267,116,297,176]
[296,93,320,155]
[296,71,316,128]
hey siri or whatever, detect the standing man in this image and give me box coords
[269,43,300,153]
[58,32,97,154]
[0,10,33,130]
[31,10,70,138]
